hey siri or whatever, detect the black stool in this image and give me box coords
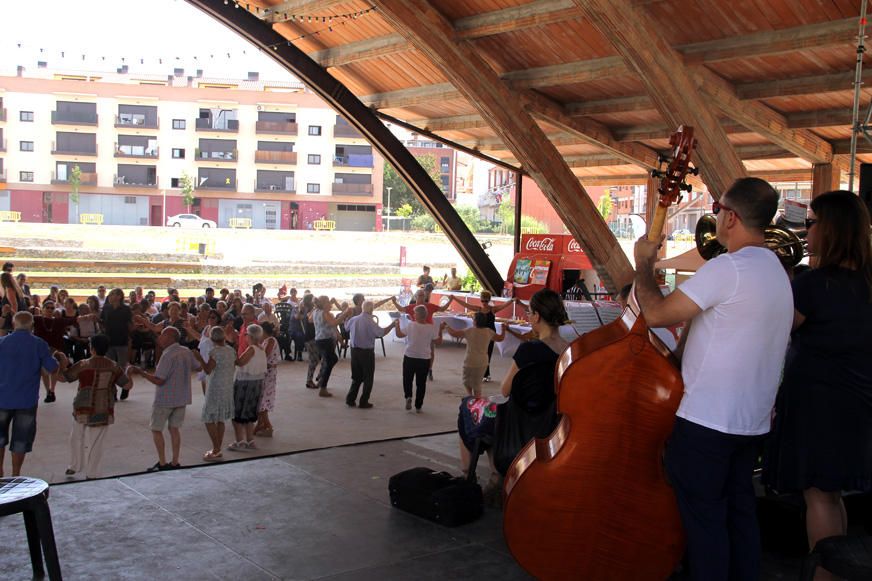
[0,477,62,580]
[800,535,872,580]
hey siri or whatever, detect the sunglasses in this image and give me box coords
[805,218,817,228]
[712,201,740,217]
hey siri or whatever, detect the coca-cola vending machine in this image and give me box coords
[506,234,598,300]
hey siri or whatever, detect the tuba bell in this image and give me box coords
[694,213,808,268]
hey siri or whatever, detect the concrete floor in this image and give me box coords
[10,321,496,483]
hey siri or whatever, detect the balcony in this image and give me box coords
[0,108,5,122]
[51,142,98,156]
[255,120,298,135]
[115,143,158,158]
[197,177,237,191]
[333,154,374,168]
[51,171,98,186]
[195,118,239,132]
[0,139,5,152]
[115,115,159,129]
[196,148,237,162]
[255,150,297,164]
[255,180,296,193]
[332,183,373,195]
[51,110,98,126]
[114,174,157,188]
[334,124,363,138]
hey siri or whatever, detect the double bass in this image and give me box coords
[502,127,696,579]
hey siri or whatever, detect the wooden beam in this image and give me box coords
[372,0,634,292]
[812,163,841,196]
[188,0,504,294]
[612,120,746,142]
[419,114,489,132]
[360,83,461,109]
[454,0,578,38]
[263,0,349,23]
[738,70,872,100]
[695,68,834,164]
[566,95,654,115]
[310,34,408,69]
[522,91,659,168]
[573,0,746,198]
[832,139,872,154]
[680,18,858,65]
[579,168,814,186]
[503,57,627,89]
[787,108,855,129]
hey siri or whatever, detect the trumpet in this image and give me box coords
[695,214,808,268]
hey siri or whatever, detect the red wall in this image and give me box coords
[50,192,69,224]
[518,177,611,234]
[374,202,383,232]
[10,190,44,223]
[198,202,219,224]
[298,201,330,230]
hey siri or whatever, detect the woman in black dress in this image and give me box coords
[764,190,872,560]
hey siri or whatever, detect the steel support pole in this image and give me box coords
[186,0,504,293]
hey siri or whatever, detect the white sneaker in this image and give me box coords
[405,398,412,410]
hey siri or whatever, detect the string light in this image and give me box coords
[262,6,378,47]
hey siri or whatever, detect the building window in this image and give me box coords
[172,119,186,130]
[172,148,185,159]
[307,154,321,165]
[20,111,34,122]
[20,171,34,182]
[124,196,137,204]
[307,183,320,194]
[20,141,34,152]
[308,125,322,136]
[171,177,181,188]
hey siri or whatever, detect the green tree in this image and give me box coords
[395,203,414,218]
[411,213,436,232]
[383,154,443,216]
[597,193,613,222]
[69,165,81,211]
[180,171,195,211]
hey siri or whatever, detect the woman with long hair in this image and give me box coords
[0,272,26,313]
[764,191,872,576]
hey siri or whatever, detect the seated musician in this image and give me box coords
[457,289,569,495]
[633,177,793,581]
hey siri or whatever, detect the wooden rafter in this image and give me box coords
[371,0,634,292]
[738,70,872,100]
[696,68,833,163]
[573,0,746,197]
[310,10,858,72]
[263,0,352,23]
[787,109,855,129]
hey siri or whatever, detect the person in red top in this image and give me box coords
[33,300,84,403]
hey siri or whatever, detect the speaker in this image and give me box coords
[859,163,872,220]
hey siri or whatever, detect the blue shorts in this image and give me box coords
[0,407,38,454]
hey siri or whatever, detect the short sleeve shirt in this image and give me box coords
[462,327,496,367]
[0,331,59,409]
[404,322,439,359]
[676,246,793,435]
[102,303,133,346]
[404,303,439,324]
[153,343,200,408]
[346,313,386,349]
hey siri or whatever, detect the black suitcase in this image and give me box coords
[388,467,483,527]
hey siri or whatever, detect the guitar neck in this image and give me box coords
[647,204,668,242]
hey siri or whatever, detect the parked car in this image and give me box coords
[166,213,216,228]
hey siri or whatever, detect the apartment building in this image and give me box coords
[0,68,383,231]
[403,134,455,201]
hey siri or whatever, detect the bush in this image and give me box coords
[411,213,436,232]
[461,272,481,292]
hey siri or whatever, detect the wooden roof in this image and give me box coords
[245,0,869,185]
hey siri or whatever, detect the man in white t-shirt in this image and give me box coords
[633,177,793,581]
[395,305,442,412]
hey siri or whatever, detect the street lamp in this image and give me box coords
[385,186,392,232]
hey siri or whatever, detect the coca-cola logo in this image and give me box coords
[567,239,582,253]
[525,237,556,252]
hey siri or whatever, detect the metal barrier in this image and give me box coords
[229,217,252,229]
[79,213,104,225]
[313,219,336,231]
[174,237,215,256]
[0,211,21,222]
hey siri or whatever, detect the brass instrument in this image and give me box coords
[695,214,808,268]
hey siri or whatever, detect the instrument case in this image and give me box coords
[388,467,483,527]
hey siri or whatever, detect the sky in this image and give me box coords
[0,0,298,80]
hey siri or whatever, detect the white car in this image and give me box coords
[166,213,216,228]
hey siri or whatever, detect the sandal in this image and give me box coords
[203,450,223,462]
[245,440,257,450]
[227,441,246,451]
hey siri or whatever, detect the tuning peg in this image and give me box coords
[688,166,700,176]
[680,183,693,192]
